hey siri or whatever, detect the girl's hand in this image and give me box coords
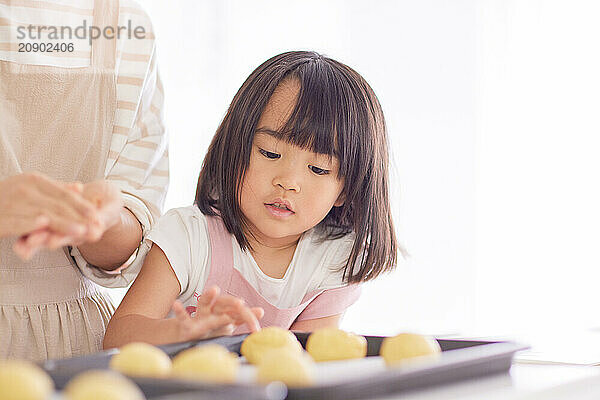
[171,286,264,342]
[12,180,123,260]
[209,292,264,332]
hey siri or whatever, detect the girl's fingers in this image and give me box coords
[172,300,190,323]
[218,304,262,332]
[175,303,233,340]
[200,314,234,333]
[251,307,265,320]
[210,295,248,315]
[220,298,262,332]
[194,286,220,317]
[209,323,235,337]
[185,314,233,341]
[178,286,260,338]
[208,293,262,332]
[240,308,261,332]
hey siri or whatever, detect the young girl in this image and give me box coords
[103,51,398,348]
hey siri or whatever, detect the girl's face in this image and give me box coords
[239,79,345,247]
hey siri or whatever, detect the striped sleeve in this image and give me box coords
[106,49,169,230]
[73,1,168,287]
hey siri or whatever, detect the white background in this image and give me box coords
[137,0,600,339]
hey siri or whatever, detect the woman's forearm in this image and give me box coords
[78,208,142,270]
[103,314,182,349]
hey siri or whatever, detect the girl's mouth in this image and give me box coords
[265,203,295,217]
[267,203,291,211]
[266,198,294,212]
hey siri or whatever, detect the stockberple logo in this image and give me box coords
[16,19,147,46]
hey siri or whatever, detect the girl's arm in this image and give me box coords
[103,244,262,348]
[289,314,342,332]
[103,243,190,348]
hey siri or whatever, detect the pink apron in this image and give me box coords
[199,215,362,334]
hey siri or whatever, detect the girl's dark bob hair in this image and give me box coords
[196,50,397,283]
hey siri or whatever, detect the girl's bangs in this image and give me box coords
[274,69,348,163]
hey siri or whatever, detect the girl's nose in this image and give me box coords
[273,169,301,192]
[276,181,300,192]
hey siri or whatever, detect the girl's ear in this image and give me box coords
[334,192,346,207]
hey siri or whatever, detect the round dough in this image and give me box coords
[109,342,172,377]
[63,370,145,400]
[256,348,314,387]
[240,327,302,365]
[172,344,239,383]
[380,333,441,366]
[306,328,367,362]
[0,359,54,400]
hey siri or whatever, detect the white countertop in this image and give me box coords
[373,362,600,400]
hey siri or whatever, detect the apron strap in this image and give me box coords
[295,284,362,322]
[205,215,236,289]
[91,0,119,70]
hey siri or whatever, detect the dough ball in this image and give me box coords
[256,348,314,387]
[172,344,239,383]
[240,327,302,365]
[380,333,441,366]
[109,342,172,377]
[0,359,54,400]
[306,328,367,362]
[63,370,145,400]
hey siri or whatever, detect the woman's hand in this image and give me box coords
[12,179,123,260]
[171,286,264,342]
[80,180,123,236]
[0,173,97,240]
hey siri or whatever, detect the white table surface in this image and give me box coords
[373,361,600,400]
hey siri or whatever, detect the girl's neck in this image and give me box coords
[245,228,301,279]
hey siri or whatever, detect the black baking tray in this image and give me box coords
[41,333,527,400]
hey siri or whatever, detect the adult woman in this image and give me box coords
[0,0,168,360]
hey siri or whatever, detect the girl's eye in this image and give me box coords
[309,165,330,175]
[259,148,280,159]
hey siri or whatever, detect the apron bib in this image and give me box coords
[203,215,324,334]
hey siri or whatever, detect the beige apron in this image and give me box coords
[0,0,119,361]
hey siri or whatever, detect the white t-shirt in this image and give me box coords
[146,206,357,309]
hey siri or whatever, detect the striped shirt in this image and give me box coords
[0,0,168,286]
